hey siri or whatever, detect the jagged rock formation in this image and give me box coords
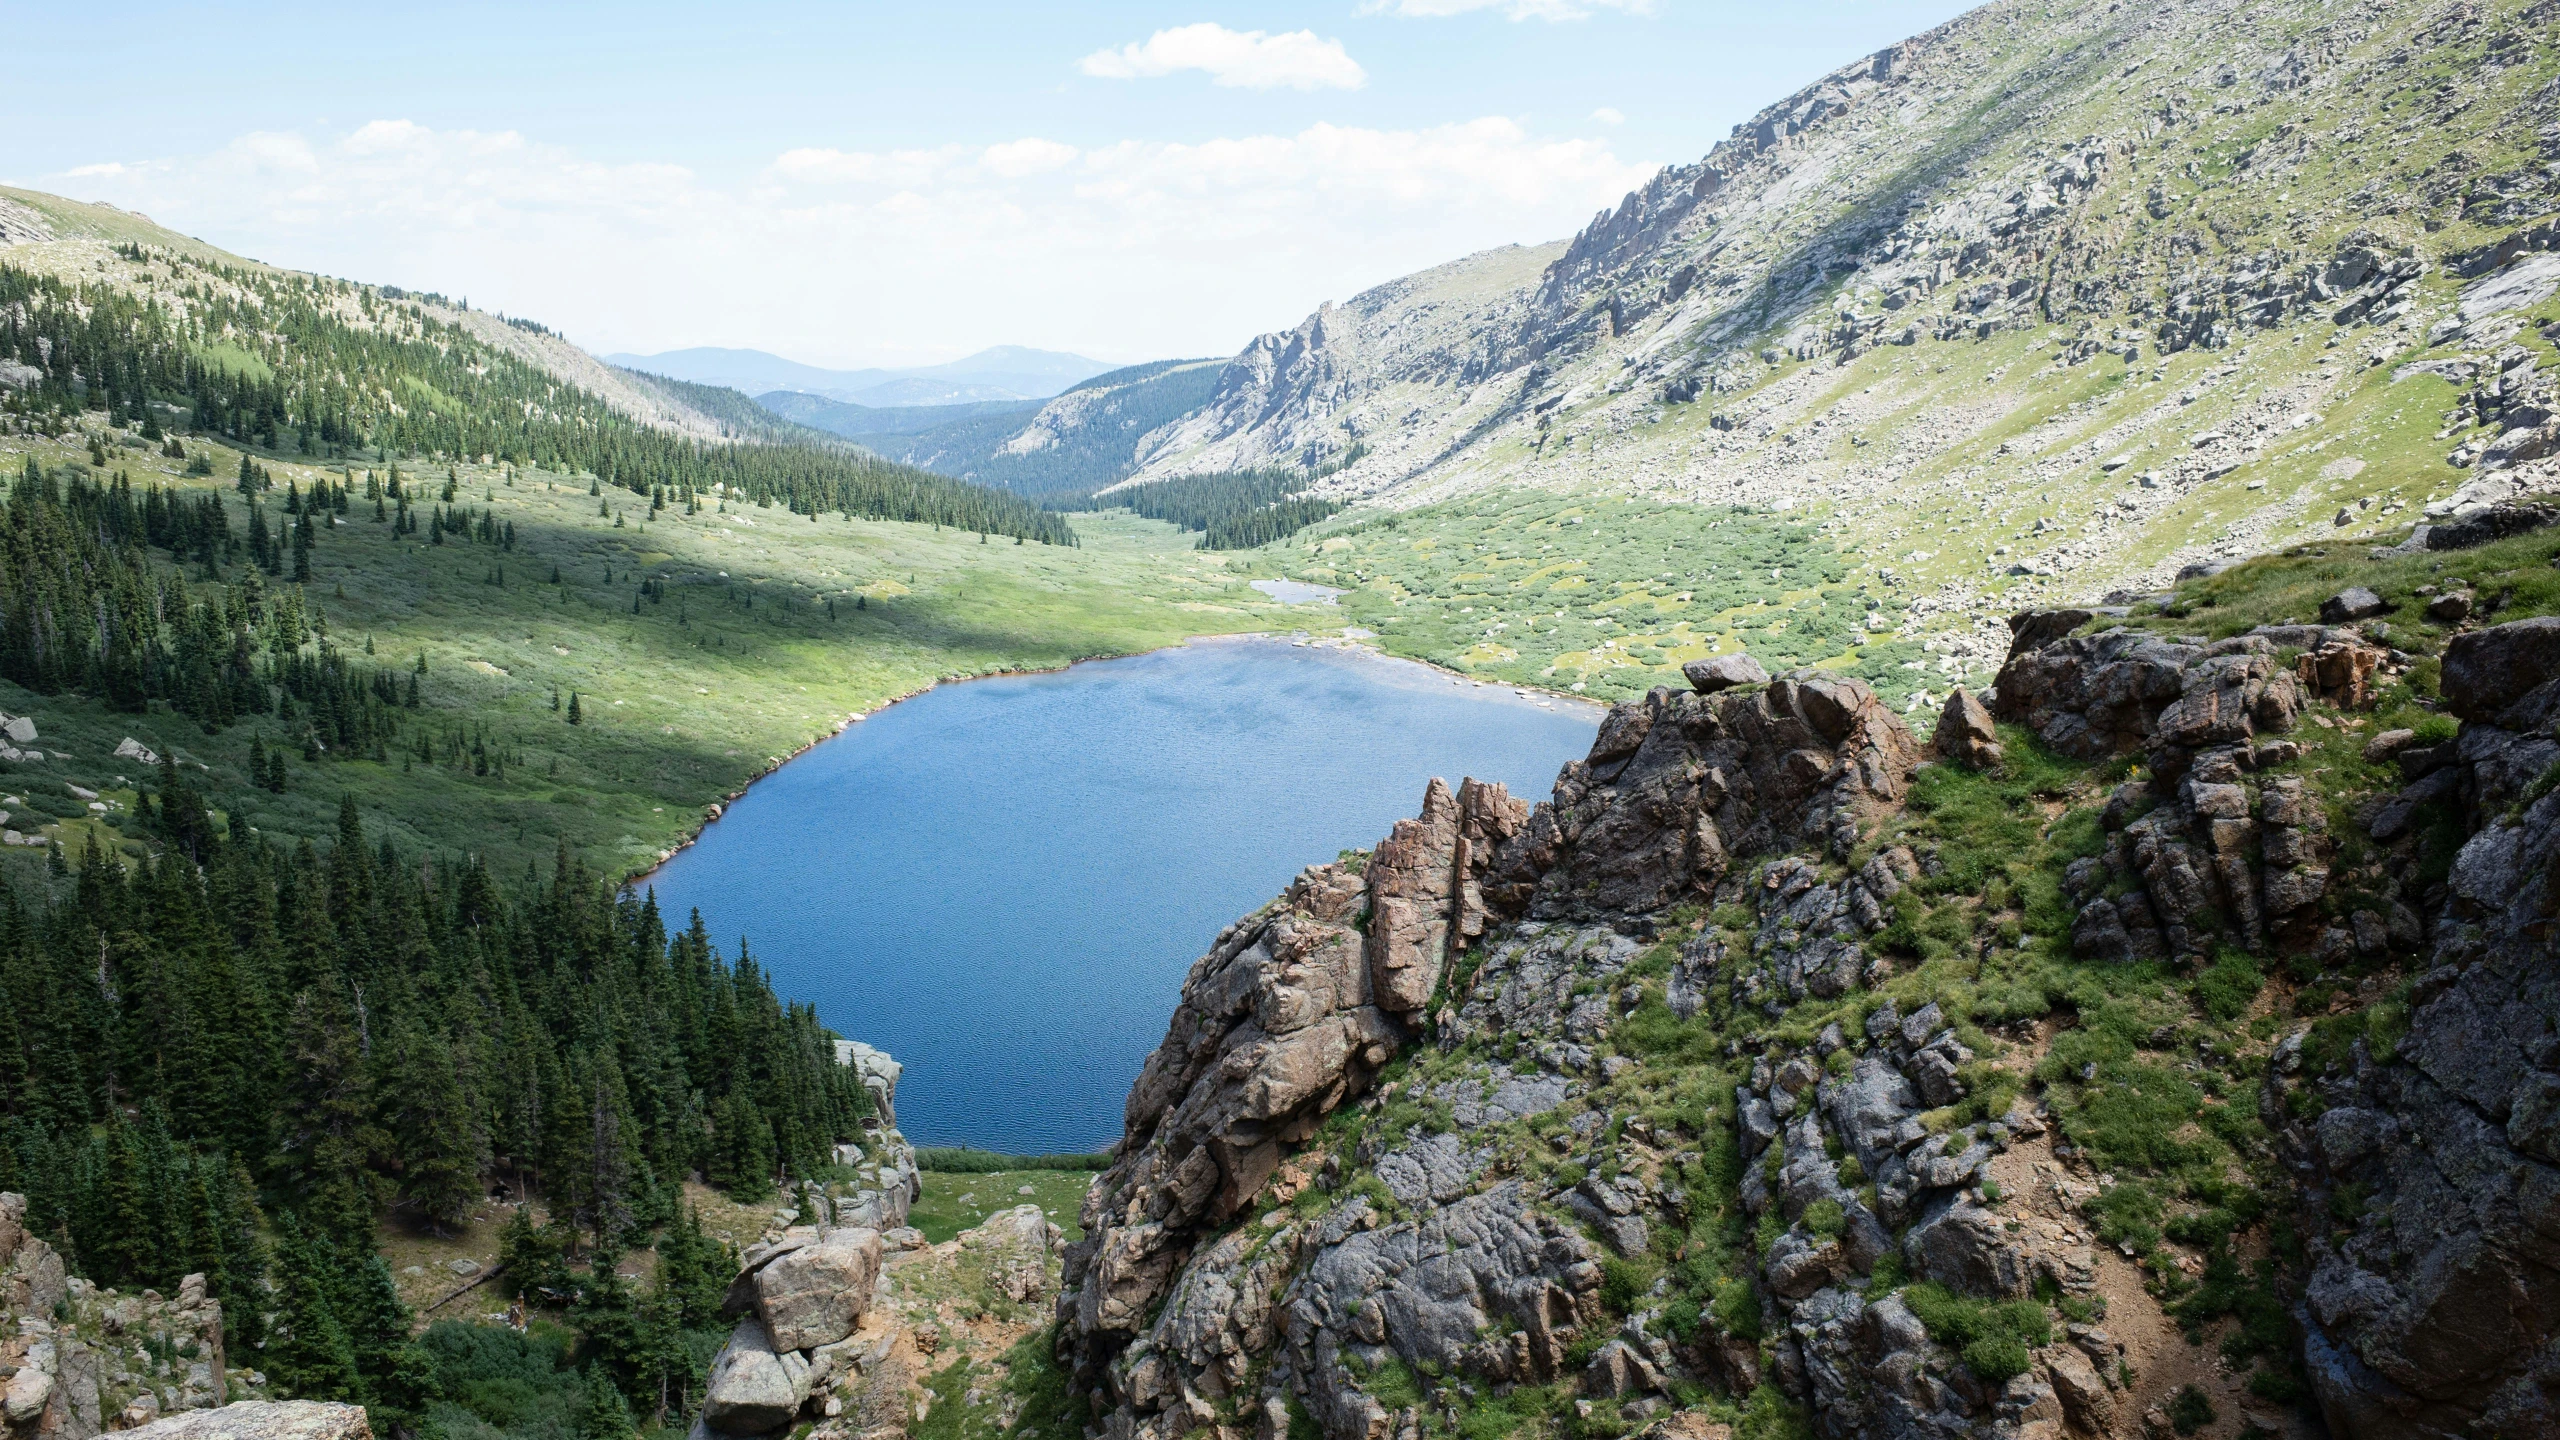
[2265,615,2560,1440]
[1988,611,2436,966]
[0,1196,247,1440]
[1055,606,2560,1440]
[1058,670,1938,1440]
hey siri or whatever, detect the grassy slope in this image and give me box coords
[906,1170,1097,1245]
[0,431,1286,880]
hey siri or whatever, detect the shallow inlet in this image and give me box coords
[648,636,1600,1153]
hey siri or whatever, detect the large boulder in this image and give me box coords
[116,1404,369,1440]
[1933,688,2003,769]
[702,1318,813,1435]
[2426,501,2560,551]
[2441,616,2560,722]
[1682,654,1770,694]
[1904,1199,2029,1298]
[2044,1348,2114,1434]
[728,1227,881,1352]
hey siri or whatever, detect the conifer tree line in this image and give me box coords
[0,792,869,1427]
[0,799,870,1243]
[0,459,396,743]
[1058,468,1346,550]
[0,257,1076,545]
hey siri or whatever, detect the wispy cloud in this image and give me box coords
[1590,107,1626,125]
[1078,23,1366,90]
[43,116,1647,361]
[1362,0,1657,20]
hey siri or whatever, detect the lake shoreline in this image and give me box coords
[628,624,1607,889]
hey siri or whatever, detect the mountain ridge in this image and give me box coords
[603,345,1119,408]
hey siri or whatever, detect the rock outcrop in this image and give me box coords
[699,1046,926,1439]
[1058,669,1933,1438]
[701,1196,1068,1440]
[2265,615,2560,1440]
[1049,604,2560,1440]
[115,1406,365,1440]
[0,1196,244,1440]
[1983,613,2430,962]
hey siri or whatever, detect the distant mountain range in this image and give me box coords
[751,392,1043,440]
[602,345,1117,408]
[754,360,1228,497]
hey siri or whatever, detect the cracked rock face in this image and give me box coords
[1058,673,1944,1439]
[2267,617,2560,1440]
[1508,673,1921,922]
[1062,777,1537,1383]
[1052,614,2560,1440]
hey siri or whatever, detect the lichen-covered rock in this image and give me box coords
[728,1227,882,1352]
[703,1318,812,1435]
[115,1404,369,1440]
[1933,688,2004,769]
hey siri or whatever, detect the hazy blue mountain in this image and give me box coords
[603,344,1117,406]
[765,358,1227,497]
[753,392,1044,439]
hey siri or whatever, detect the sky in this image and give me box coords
[2,1,1976,370]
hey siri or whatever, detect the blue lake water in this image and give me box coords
[646,636,1600,1154]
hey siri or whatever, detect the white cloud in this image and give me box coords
[771,145,963,187]
[1590,107,1626,125]
[981,138,1080,178]
[41,116,1649,364]
[1362,0,1656,19]
[1078,23,1366,90]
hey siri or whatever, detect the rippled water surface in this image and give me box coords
[648,637,1599,1153]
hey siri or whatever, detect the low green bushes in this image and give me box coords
[914,1149,1113,1173]
[1899,1282,2050,1383]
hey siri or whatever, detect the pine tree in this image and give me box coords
[391,1019,485,1235]
[216,1156,271,1350]
[343,1250,430,1419]
[654,1205,733,1330]
[266,1215,361,1402]
[567,693,583,726]
[578,1365,636,1440]
[95,1113,157,1287]
[497,1204,573,1302]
